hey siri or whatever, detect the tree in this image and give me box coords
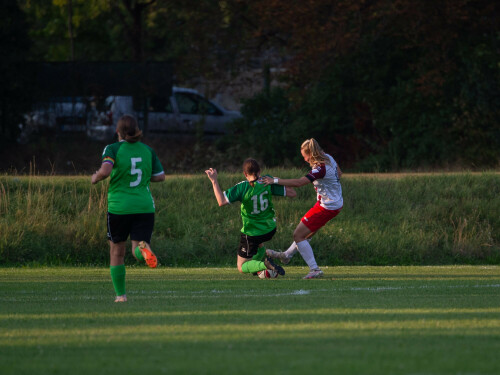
[14,0,500,168]
[234,0,500,168]
[19,0,118,61]
[0,1,32,144]
[114,0,156,62]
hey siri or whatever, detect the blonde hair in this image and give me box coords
[301,138,330,167]
[116,115,142,143]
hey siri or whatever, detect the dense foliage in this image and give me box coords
[2,0,499,170]
[230,0,500,170]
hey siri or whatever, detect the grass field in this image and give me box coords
[1,266,499,375]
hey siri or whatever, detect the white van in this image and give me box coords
[86,87,241,141]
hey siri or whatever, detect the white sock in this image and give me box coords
[283,242,299,258]
[284,239,311,258]
[296,240,319,271]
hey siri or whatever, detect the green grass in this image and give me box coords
[1,266,499,374]
[0,171,499,265]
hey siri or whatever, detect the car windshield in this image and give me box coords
[175,93,222,116]
[47,97,86,103]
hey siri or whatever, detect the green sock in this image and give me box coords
[241,260,267,274]
[252,247,267,262]
[110,265,126,296]
[134,246,144,261]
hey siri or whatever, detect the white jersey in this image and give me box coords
[305,154,343,210]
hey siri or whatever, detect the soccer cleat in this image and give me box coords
[303,269,324,279]
[266,249,291,265]
[264,257,285,276]
[139,241,158,268]
[114,295,127,302]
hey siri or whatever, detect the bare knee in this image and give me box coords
[110,245,125,258]
[293,229,306,243]
[109,241,126,266]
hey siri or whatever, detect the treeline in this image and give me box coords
[1,1,499,170]
[226,1,500,170]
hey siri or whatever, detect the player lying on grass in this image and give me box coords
[262,138,343,279]
[91,115,165,302]
[205,159,296,277]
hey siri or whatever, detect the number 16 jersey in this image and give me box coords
[224,176,286,236]
[102,141,164,214]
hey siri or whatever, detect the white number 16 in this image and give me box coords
[250,191,269,214]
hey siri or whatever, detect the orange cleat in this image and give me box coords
[139,241,158,268]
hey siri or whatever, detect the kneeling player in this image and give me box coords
[205,158,296,276]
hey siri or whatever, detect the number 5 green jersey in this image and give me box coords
[224,176,286,236]
[102,141,164,214]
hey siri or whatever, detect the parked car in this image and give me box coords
[17,96,91,143]
[86,87,242,142]
[31,96,87,131]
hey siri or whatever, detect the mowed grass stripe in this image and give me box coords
[3,319,500,346]
[1,285,499,304]
[2,307,500,321]
[1,265,499,280]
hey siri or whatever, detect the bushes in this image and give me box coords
[229,87,297,166]
[229,30,500,171]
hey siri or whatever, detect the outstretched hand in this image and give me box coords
[205,168,218,182]
[261,176,274,186]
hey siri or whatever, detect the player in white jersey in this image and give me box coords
[262,138,343,279]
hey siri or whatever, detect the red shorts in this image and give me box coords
[301,201,342,232]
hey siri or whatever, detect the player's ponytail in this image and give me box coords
[116,115,143,143]
[301,138,330,167]
[243,158,260,187]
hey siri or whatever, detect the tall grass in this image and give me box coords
[0,171,499,266]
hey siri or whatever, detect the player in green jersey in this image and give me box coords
[205,158,296,276]
[91,115,165,302]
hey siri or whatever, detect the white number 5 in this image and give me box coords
[130,157,142,187]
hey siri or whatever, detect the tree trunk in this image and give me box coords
[67,0,74,61]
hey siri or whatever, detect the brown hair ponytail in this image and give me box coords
[243,158,261,187]
[116,115,142,143]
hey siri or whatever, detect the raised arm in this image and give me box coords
[205,168,229,207]
[91,163,113,184]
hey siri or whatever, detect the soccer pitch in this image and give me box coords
[1,266,499,375]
